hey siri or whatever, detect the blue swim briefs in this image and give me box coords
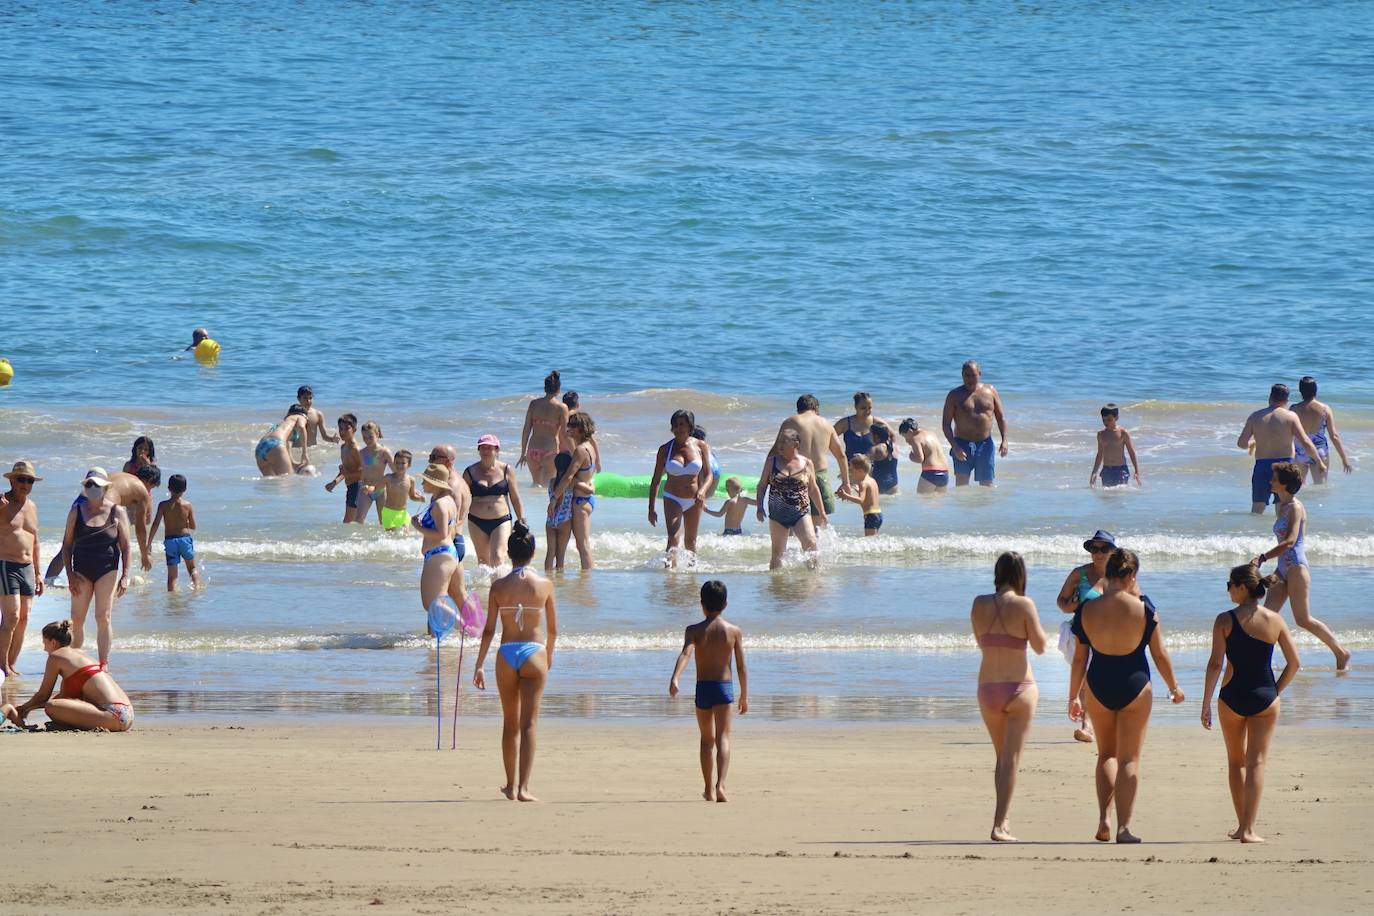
[164,534,195,566]
[695,679,735,710]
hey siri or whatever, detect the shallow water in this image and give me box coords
[2,1,1371,722]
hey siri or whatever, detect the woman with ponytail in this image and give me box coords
[1201,565,1301,843]
[2,620,134,731]
[518,371,570,488]
[473,521,557,801]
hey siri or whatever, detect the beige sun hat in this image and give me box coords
[419,463,452,490]
[84,467,112,487]
[4,460,41,482]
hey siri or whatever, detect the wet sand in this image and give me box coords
[1,719,1369,914]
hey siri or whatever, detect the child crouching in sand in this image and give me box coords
[703,477,756,535]
[669,580,747,801]
[380,450,425,531]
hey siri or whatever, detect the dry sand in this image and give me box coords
[1,717,1370,914]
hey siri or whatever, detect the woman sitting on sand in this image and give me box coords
[1201,564,1301,843]
[3,620,134,731]
[971,552,1047,842]
[413,462,465,625]
[1054,530,1117,744]
[1068,548,1185,843]
[474,521,557,801]
[755,429,825,570]
[518,371,570,487]
[648,409,714,569]
[254,405,312,476]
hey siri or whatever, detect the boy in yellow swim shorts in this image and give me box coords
[380,450,425,531]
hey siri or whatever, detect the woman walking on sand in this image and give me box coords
[474,522,557,801]
[1069,548,1185,843]
[1201,564,1301,843]
[518,371,570,488]
[972,551,1048,842]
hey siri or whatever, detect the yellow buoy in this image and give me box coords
[194,338,221,363]
[0,358,12,386]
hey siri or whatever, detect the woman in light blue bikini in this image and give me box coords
[474,521,557,802]
[1254,462,1350,670]
[412,462,465,625]
[648,409,714,569]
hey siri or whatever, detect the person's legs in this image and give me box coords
[695,706,716,800]
[992,687,1036,839]
[1240,703,1280,842]
[682,503,703,558]
[571,501,594,570]
[1112,686,1153,843]
[796,517,819,569]
[951,438,974,487]
[1279,566,1350,668]
[663,498,684,567]
[44,698,121,731]
[419,554,457,617]
[491,520,512,567]
[516,656,548,801]
[7,593,30,673]
[267,442,294,476]
[543,521,558,572]
[166,548,179,592]
[712,701,733,802]
[767,520,788,570]
[974,438,996,488]
[0,593,18,676]
[467,521,493,568]
[444,556,467,610]
[69,576,94,649]
[552,521,572,570]
[1085,691,1118,841]
[978,691,1008,833]
[93,570,118,668]
[185,557,200,590]
[495,655,521,799]
[1218,701,1248,837]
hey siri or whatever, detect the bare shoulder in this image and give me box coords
[727,620,743,642]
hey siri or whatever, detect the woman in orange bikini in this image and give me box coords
[971,551,1048,842]
[3,619,134,731]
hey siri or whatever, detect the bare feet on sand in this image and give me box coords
[517,789,539,802]
[1336,648,1352,671]
[500,785,515,800]
[702,788,715,802]
[991,825,1018,842]
[715,786,728,803]
[1073,726,1094,743]
[1116,827,1141,844]
[1239,830,1265,843]
[1095,821,1112,842]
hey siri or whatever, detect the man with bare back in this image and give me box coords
[768,394,852,521]
[942,361,1009,487]
[1238,384,1325,514]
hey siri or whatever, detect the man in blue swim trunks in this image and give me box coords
[942,361,1009,487]
[1238,383,1325,514]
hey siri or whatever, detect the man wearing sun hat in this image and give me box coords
[1,461,43,677]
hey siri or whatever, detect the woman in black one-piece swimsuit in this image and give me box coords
[1201,564,1302,844]
[59,471,131,670]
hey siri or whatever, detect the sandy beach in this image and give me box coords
[2,718,1369,914]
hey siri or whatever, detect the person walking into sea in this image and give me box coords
[324,414,364,524]
[473,522,557,802]
[463,435,525,568]
[254,405,312,477]
[413,462,465,625]
[59,469,132,670]
[942,360,1009,487]
[1238,384,1324,514]
[518,371,570,488]
[1201,564,1301,844]
[43,465,162,583]
[1055,530,1119,744]
[769,395,850,524]
[972,552,1047,842]
[1253,461,1350,670]
[648,410,714,568]
[1292,376,1353,484]
[0,461,43,677]
[899,418,950,493]
[2,620,134,732]
[357,421,394,525]
[547,412,597,571]
[1090,404,1142,488]
[756,429,825,570]
[1068,548,1185,843]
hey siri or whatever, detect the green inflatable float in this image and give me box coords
[594,471,760,499]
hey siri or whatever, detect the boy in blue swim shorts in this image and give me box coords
[669,580,748,802]
[150,473,200,591]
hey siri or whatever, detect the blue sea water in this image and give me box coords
[1,1,1372,722]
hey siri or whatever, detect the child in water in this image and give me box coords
[669,580,748,802]
[149,473,199,591]
[380,450,425,531]
[358,421,394,525]
[839,455,882,535]
[1090,404,1142,488]
[324,414,364,523]
[703,477,756,535]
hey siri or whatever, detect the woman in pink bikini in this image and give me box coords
[518,371,570,488]
[971,551,1047,842]
[2,619,134,731]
